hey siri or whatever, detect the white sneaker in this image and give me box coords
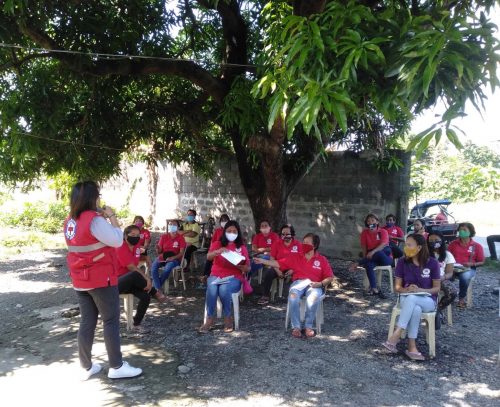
[107,361,142,379]
[81,362,102,381]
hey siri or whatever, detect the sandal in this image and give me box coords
[405,350,425,361]
[291,328,302,338]
[304,328,316,338]
[457,300,467,309]
[257,296,270,305]
[382,341,398,353]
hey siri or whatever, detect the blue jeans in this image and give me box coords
[151,258,180,289]
[397,295,436,339]
[455,268,476,299]
[205,276,242,317]
[288,280,324,329]
[249,254,270,278]
[359,247,392,289]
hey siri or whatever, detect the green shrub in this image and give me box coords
[0,201,68,233]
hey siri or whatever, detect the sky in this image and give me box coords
[411,7,500,153]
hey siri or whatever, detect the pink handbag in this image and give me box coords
[241,277,253,295]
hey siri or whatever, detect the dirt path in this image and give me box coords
[0,249,499,406]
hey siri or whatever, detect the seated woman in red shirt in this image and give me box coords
[133,215,151,269]
[116,225,166,332]
[198,220,250,333]
[202,214,231,284]
[255,233,334,338]
[412,219,429,240]
[448,222,485,308]
[258,224,302,305]
[151,219,186,290]
[383,214,404,258]
[250,220,280,277]
[349,213,392,298]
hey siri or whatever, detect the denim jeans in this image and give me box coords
[288,280,324,329]
[397,294,436,339]
[249,254,270,278]
[358,246,392,289]
[205,276,242,317]
[76,286,122,370]
[455,268,477,299]
[151,258,180,289]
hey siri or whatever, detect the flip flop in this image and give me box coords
[257,297,270,305]
[381,341,398,353]
[304,328,316,338]
[291,328,302,338]
[405,350,425,361]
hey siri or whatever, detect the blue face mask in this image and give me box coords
[186,215,195,222]
[386,222,394,227]
[368,224,377,230]
[168,225,178,233]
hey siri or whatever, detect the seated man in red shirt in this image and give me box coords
[349,213,392,298]
[383,214,404,259]
[255,233,334,338]
[116,225,166,332]
[151,219,186,290]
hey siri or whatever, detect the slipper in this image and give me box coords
[291,328,302,338]
[304,328,316,338]
[381,341,398,353]
[257,297,270,305]
[405,350,425,361]
[457,301,467,309]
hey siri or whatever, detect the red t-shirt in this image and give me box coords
[360,228,389,251]
[252,232,280,250]
[277,252,334,282]
[157,233,186,255]
[448,239,485,265]
[138,227,151,248]
[209,240,250,279]
[115,241,141,277]
[383,225,404,244]
[270,239,302,260]
[212,227,223,243]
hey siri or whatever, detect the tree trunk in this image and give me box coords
[146,160,158,224]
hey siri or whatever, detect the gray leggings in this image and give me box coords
[397,295,436,339]
[76,285,122,369]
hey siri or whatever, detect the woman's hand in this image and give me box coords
[366,250,374,259]
[407,284,420,292]
[275,269,284,278]
[285,270,293,277]
[309,282,323,288]
[254,257,265,264]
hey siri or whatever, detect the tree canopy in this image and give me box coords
[1,0,499,226]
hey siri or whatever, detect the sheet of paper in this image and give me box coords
[221,250,246,266]
[400,292,431,296]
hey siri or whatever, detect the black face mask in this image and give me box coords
[127,236,140,245]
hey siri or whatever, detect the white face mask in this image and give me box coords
[220,221,227,228]
[168,225,178,233]
[225,232,238,242]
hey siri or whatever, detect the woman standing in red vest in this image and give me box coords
[64,181,142,381]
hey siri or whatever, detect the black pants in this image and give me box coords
[261,267,279,296]
[487,235,500,260]
[118,271,156,326]
[389,241,403,258]
[184,245,198,269]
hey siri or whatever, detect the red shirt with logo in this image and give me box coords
[448,239,485,265]
[383,225,404,244]
[157,233,186,255]
[270,239,302,260]
[277,252,334,282]
[138,227,151,248]
[115,241,141,277]
[360,228,389,251]
[209,241,250,279]
[252,232,280,250]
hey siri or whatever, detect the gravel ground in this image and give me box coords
[0,248,499,407]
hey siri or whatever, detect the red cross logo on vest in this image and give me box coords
[65,219,77,240]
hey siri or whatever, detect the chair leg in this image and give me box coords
[122,295,134,331]
[447,304,453,326]
[376,269,382,291]
[427,318,436,358]
[466,279,474,307]
[180,268,186,291]
[388,309,399,341]
[270,279,277,302]
[232,293,240,331]
[388,269,394,293]
[279,278,284,298]
[285,300,290,331]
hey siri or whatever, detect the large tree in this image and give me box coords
[0,0,498,228]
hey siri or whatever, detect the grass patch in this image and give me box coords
[0,228,65,255]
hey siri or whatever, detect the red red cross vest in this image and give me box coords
[64,210,118,289]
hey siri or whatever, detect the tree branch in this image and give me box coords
[0,52,52,73]
[17,22,228,104]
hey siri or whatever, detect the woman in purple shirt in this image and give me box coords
[382,233,441,360]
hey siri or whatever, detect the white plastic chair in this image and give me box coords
[162,252,187,294]
[119,294,134,331]
[363,265,394,293]
[387,297,437,358]
[284,293,326,335]
[203,287,243,331]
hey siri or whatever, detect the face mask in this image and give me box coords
[368,224,377,230]
[302,243,314,254]
[134,221,144,228]
[261,227,271,234]
[458,230,470,238]
[186,215,195,222]
[127,235,140,246]
[220,221,227,228]
[404,246,419,258]
[386,222,394,227]
[168,225,178,233]
[225,232,238,242]
[281,234,292,242]
[430,241,442,249]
